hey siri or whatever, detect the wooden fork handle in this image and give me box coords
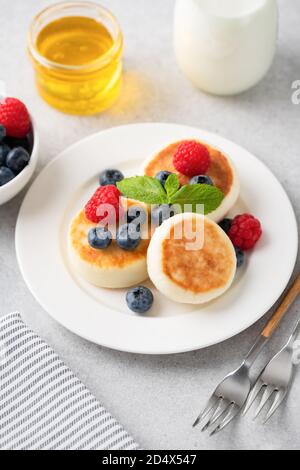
[262,273,300,338]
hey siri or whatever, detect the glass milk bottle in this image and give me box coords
[174,0,278,95]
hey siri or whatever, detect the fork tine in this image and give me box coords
[253,385,275,419]
[263,389,287,424]
[201,398,223,431]
[206,399,230,428]
[192,395,218,428]
[242,380,264,416]
[209,404,239,436]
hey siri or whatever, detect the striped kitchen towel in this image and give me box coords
[0,312,139,450]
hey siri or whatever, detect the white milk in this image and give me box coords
[174,0,278,95]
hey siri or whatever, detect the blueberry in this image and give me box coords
[126,286,154,313]
[99,169,124,186]
[6,147,30,174]
[189,175,214,186]
[88,226,112,249]
[116,223,141,250]
[235,247,245,268]
[0,144,10,166]
[155,170,173,187]
[219,218,232,234]
[126,206,147,228]
[0,166,15,186]
[4,135,32,153]
[0,124,6,142]
[151,204,176,226]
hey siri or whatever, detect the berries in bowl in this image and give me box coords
[0,97,39,205]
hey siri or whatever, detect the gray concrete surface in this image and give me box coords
[0,0,299,449]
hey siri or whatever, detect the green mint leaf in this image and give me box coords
[117,176,168,205]
[165,174,180,199]
[117,176,224,215]
[169,184,224,215]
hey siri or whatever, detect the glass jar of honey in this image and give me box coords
[28,2,123,115]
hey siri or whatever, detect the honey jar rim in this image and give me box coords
[27,1,123,72]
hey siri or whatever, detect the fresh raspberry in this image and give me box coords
[173,140,210,177]
[228,214,262,251]
[0,97,31,138]
[85,185,121,223]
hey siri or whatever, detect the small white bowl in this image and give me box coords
[0,118,39,205]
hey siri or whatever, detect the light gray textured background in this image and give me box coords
[0,0,299,450]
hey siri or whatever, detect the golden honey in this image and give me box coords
[28,2,123,115]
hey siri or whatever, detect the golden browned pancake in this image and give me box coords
[143,140,240,222]
[68,199,150,288]
[147,213,236,304]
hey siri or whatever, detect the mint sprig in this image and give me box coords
[169,183,224,214]
[165,173,180,198]
[117,176,168,204]
[117,174,224,215]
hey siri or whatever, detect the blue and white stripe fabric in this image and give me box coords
[0,312,138,450]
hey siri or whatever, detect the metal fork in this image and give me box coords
[193,273,300,435]
[243,316,300,422]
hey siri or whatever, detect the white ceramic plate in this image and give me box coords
[16,123,298,354]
